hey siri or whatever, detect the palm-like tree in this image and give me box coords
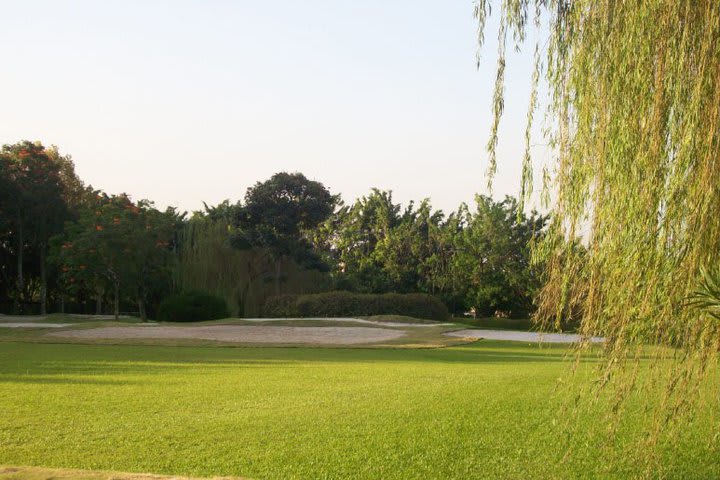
[687,267,720,321]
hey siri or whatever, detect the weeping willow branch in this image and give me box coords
[475,0,720,473]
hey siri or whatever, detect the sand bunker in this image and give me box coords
[0,323,72,328]
[445,329,603,344]
[50,325,406,345]
[243,318,452,327]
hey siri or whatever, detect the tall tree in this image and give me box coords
[327,189,403,293]
[52,194,175,320]
[234,172,336,294]
[0,142,69,313]
[453,196,545,317]
[314,190,545,315]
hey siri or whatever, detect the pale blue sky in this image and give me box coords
[1,0,543,215]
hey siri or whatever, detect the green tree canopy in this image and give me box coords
[0,141,80,313]
[52,193,177,320]
[234,172,336,293]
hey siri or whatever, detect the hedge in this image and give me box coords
[263,291,449,321]
[157,291,229,322]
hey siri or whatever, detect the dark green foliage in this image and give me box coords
[452,195,546,317]
[50,194,179,321]
[313,192,546,317]
[177,217,333,318]
[239,172,336,238]
[263,291,449,321]
[234,172,336,264]
[157,291,229,322]
[0,142,76,314]
[262,294,300,318]
[1,152,541,324]
[233,172,337,295]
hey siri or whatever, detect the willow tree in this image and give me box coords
[475,0,720,469]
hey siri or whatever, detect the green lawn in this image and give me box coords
[0,341,717,479]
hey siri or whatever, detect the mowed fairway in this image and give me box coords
[0,341,717,479]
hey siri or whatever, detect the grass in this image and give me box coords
[0,341,717,479]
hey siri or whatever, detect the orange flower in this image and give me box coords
[95,225,104,231]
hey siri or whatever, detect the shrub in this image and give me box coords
[263,291,449,321]
[157,291,229,322]
[262,294,300,318]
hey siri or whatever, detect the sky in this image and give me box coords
[1,0,545,216]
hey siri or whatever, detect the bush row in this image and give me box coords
[157,291,229,322]
[263,291,449,321]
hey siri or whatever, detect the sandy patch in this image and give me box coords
[243,317,453,327]
[445,329,604,344]
[0,314,129,322]
[0,465,241,479]
[0,323,72,328]
[49,325,406,345]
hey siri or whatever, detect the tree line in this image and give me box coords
[0,141,547,319]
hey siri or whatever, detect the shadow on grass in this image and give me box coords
[0,340,608,382]
[0,375,138,386]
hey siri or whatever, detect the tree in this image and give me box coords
[0,154,20,308]
[234,172,336,294]
[476,0,720,466]
[0,142,70,314]
[313,190,545,315]
[121,202,178,321]
[372,199,445,294]
[324,189,403,293]
[52,193,176,320]
[453,196,546,317]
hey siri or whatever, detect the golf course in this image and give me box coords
[0,316,718,479]
[3,0,720,477]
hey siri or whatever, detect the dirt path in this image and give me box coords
[445,329,604,344]
[50,325,406,345]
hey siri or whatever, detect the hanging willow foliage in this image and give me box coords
[475,0,720,470]
[177,218,333,317]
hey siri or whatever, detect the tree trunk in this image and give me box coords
[96,291,103,315]
[113,281,120,321]
[16,219,24,313]
[60,294,65,314]
[39,244,47,315]
[239,281,251,318]
[274,257,282,296]
[137,296,147,322]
